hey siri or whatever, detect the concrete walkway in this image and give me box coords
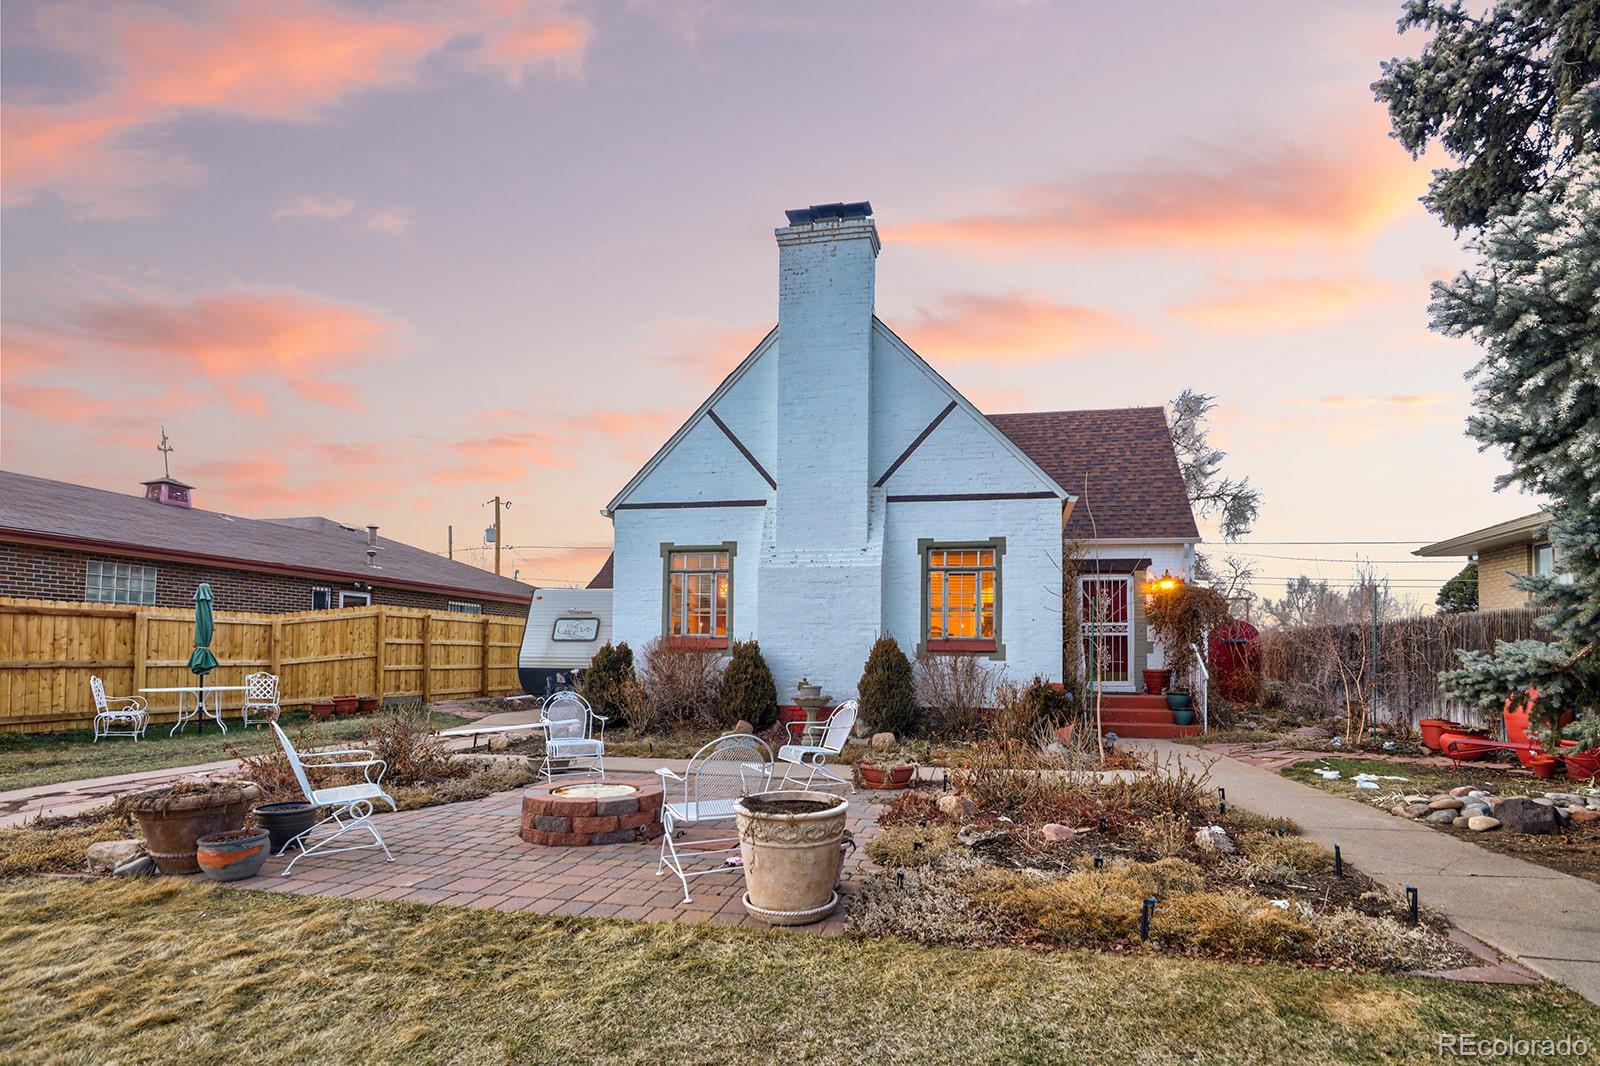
[1149,740,1600,1005]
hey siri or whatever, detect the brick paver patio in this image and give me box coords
[228,772,887,933]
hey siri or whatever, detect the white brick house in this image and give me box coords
[597,203,1199,701]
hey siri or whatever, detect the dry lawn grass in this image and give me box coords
[1,877,1593,1064]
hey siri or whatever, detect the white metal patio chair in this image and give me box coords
[90,675,149,742]
[776,698,857,790]
[240,671,281,726]
[537,690,607,782]
[270,721,396,876]
[655,733,773,903]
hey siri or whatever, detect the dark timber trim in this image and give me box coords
[887,491,1058,503]
[614,499,767,511]
[874,400,958,488]
[707,409,777,490]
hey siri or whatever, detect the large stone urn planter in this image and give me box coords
[734,790,848,926]
[128,784,249,875]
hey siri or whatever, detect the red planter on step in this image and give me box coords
[1141,669,1172,695]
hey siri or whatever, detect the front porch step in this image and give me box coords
[1096,694,1171,710]
[1092,707,1184,725]
[1098,721,1202,739]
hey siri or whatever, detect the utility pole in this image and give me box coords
[484,496,511,575]
[448,525,453,560]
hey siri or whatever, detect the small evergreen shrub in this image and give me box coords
[580,641,634,724]
[858,636,919,736]
[716,639,779,730]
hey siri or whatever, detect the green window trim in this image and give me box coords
[660,541,738,643]
[916,537,1006,661]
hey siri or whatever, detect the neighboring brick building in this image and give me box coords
[1416,511,1557,610]
[0,470,533,616]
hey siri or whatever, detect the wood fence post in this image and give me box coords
[480,615,491,697]
[132,609,149,696]
[373,607,388,702]
[420,612,433,704]
[269,617,283,680]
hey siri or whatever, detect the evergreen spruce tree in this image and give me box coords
[858,636,919,737]
[1435,564,1480,615]
[717,639,779,731]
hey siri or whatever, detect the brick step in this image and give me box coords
[1099,722,1202,739]
[1098,707,1187,725]
[1097,694,1172,710]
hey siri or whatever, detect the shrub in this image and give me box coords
[975,868,1145,945]
[1133,812,1191,860]
[636,636,723,732]
[858,636,919,736]
[361,702,455,787]
[848,865,1010,945]
[915,654,994,738]
[581,641,634,724]
[1154,893,1315,958]
[1146,583,1232,690]
[716,639,778,731]
[992,676,1070,740]
[865,823,960,870]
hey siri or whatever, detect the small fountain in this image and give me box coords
[792,677,832,732]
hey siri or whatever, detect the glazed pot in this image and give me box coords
[356,696,380,715]
[253,801,320,853]
[735,790,849,926]
[1142,668,1172,696]
[311,700,335,719]
[857,762,916,790]
[196,828,272,882]
[1165,692,1193,712]
[333,695,359,716]
[1173,709,1195,727]
[129,787,249,875]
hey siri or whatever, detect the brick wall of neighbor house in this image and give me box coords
[0,541,526,616]
[1477,541,1534,610]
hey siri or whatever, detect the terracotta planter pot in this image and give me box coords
[1142,668,1172,695]
[1419,718,1464,751]
[356,696,380,715]
[857,762,916,790]
[333,695,359,717]
[253,801,320,854]
[129,789,249,875]
[1529,755,1561,779]
[1561,747,1600,783]
[735,790,849,926]
[196,828,272,882]
[311,701,335,719]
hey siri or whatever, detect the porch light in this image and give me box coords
[1143,569,1181,594]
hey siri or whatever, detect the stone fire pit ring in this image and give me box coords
[520,780,664,846]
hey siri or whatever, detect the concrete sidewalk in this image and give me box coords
[1148,740,1600,1005]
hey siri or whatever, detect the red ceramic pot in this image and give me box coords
[1529,755,1561,779]
[1419,718,1463,751]
[1141,669,1172,696]
[1560,746,1600,783]
[857,762,916,790]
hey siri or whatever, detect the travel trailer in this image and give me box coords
[516,587,613,697]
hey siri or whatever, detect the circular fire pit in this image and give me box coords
[520,780,664,846]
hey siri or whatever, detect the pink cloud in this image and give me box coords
[653,320,774,384]
[1168,276,1396,331]
[364,207,413,235]
[273,195,355,220]
[890,120,1427,254]
[895,291,1151,362]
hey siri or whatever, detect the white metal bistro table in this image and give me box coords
[139,685,249,736]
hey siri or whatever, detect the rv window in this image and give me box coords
[552,617,600,642]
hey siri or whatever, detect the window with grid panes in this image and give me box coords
[927,547,996,640]
[666,550,730,639]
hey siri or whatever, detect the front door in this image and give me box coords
[1080,575,1133,692]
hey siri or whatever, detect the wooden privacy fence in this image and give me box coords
[0,596,527,734]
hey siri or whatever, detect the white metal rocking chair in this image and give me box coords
[537,690,607,782]
[655,733,773,903]
[776,698,857,789]
[90,675,149,742]
[270,721,397,876]
[240,671,281,726]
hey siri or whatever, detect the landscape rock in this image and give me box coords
[870,732,896,751]
[1494,797,1561,835]
[1193,826,1235,854]
[1467,815,1501,832]
[733,720,754,735]
[488,735,511,753]
[112,855,156,877]
[1041,823,1076,843]
[1531,797,1556,807]
[937,795,977,820]
[1428,796,1464,810]
[1424,809,1458,824]
[1402,795,1430,805]
[1449,785,1477,797]
[1568,809,1599,825]
[1461,805,1491,820]
[1451,815,1471,829]
[86,839,145,873]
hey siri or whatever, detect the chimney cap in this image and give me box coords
[784,201,872,225]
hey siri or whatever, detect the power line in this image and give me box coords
[1214,551,1459,564]
[1212,539,1432,545]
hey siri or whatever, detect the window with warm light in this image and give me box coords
[667,550,730,639]
[927,547,997,640]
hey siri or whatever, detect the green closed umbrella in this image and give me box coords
[188,583,219,732]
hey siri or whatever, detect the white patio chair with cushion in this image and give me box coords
[655,733,773,903]
[776,698,857,790]
[537,690,607,782]
[240,671,281,726]
[90,676,149,742]
[270,721,396,876]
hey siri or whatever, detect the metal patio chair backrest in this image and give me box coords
[90,675,109,712]
[270,721,317,803]
[543,690,593,742]
[684,733,772,814]
[820,699,858,754]
[244,672,279,703]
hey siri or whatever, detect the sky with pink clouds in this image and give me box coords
[0,0,1544,607]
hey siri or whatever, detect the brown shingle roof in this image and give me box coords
[0,470,535,603]
[587,553,614,589]
[985,407,1199,541]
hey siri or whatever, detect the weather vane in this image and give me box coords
[157,426,174,479]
